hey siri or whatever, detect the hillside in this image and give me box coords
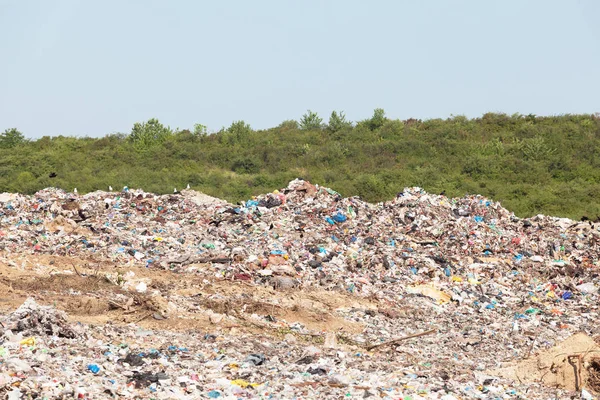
[1,111,600,219]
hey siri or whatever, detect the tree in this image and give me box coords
[299,110,323,130]
[220,120,253,144]
[193,123,208,136]
[0,128,25,148]
[128,118,173,149]
[327,111,353,133]
[364,108,387,131]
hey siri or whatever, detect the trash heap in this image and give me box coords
[1,180,600,398]
[1,179,599,291]
[2,298,79,339]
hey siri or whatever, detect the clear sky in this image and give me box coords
[1,0,599,138]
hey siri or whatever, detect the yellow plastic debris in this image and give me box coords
[451,276,463,282]
[231,379,260,388]
[19,337,35,346]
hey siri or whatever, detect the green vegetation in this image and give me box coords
[1,111,600,219]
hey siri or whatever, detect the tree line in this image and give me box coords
[2,110,600,220]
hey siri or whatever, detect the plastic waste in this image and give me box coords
[406,285,452,304]
[244,353,265,366]
[87,364,100,374]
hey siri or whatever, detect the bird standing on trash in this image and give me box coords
[74,188,78,194]
[109,186,113,192]
[187,184,190,190]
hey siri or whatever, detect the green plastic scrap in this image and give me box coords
[525,308,541,315]
[325,187,341,196]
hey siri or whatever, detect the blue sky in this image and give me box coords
[1,0,599,138]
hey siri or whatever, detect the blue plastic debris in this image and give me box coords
[562,291,573,300]
[332,212,347,223]
[87,364,100,374]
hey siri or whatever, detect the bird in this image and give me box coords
[186,184,190,190]
[174,188,177,193]
[74,188,78,194]
[49,172,57,178]
[109,186,113,192]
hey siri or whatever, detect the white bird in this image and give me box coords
[174,188,177,193]
[74,188,78,194]
[186,184,190,190]
[109,186,113,192]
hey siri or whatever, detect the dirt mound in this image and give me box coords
[491,333,600,393]
[181,189,226,206]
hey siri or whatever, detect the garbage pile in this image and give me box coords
[2,298,78,339]
[0,180,600,398]
[1,179,599,293]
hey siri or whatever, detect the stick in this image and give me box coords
[108,300,128,310]
[71,262,82,277]
[132,312,152,323]
[366,329,437,351]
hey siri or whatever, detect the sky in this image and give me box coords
[1,0,599,138]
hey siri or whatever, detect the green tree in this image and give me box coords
[193,123,208,136]
[299,110,323,130]
[220,120,252,144]
[128,118,173,149]
[327,111,353,133]
[364,108,387,131]
[0,128,25,148]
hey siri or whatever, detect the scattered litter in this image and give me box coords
[0,180,598,398]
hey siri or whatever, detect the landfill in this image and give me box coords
[1,179,600,398]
